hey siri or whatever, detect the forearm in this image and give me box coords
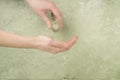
[0,30,35,48]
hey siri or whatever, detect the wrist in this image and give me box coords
[26,37,37,49]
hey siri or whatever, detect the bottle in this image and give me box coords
[50,12,60,32]
[52,19,59,32]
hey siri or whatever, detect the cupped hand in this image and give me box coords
[32,36,78,54]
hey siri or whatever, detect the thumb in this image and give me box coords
[67,36,78,47]
[38,12,52,29]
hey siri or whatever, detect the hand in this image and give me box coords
[32,36,78,54]
[0,30,78,54]
[26,0,62,29]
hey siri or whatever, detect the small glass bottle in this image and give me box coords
[52,20,59,32]
[50,12,60,32]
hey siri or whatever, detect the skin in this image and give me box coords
[26,0,62,29]
[0,0,78,54]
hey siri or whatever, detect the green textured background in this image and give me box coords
[0,0,120,80]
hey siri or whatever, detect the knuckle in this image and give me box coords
[48,1,55,7]
[51,4,56,9]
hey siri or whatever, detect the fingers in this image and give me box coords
[36,36,78,54]
[61,36,78,51]
[38,11,52,29]
[67,36,78,47]
[50,5,62,29]
[51,41,64,48]
[45,46,60,54]
[37,6,62,29]
[50,36,78,53]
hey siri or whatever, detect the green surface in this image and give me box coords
[0,0,120,80]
